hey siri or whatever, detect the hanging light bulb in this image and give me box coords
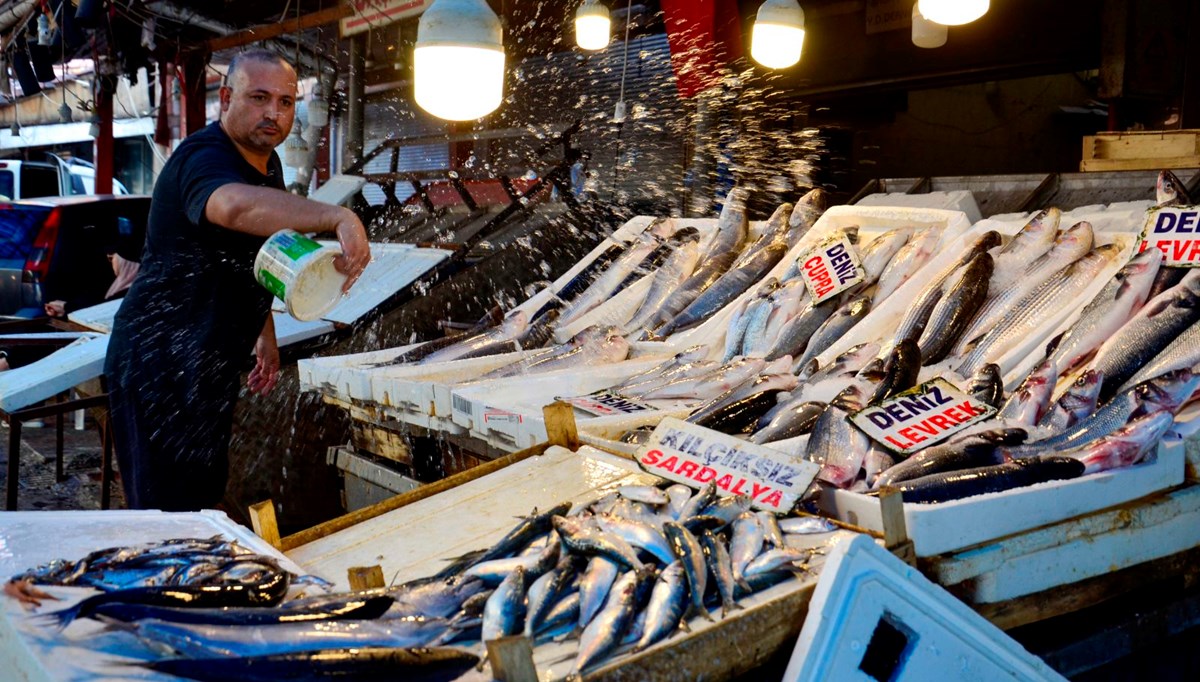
[917,0,989,26]
[575,0,611,51]
[58,101,72,123]
[283,124,309,168]
[88,115,100,138]
[36,14,53,47]
[307,95,330,128]
[911,3,947,48]
[751,0,805,70]
[414,0,505,121]
[9,121,20,137]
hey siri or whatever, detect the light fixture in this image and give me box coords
[307,95,329,128]
[575,0,611,51]
[283,124,309,168]
[917,0,988,26]
[911,3,947,48]
[414,0,505,121]
[88,115,100,138]
[9,121,19,137]
[58,101,72,123]
[36,14,53,47]
[751,0,805,70]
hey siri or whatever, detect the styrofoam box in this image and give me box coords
[0,510,307,682]
[298,344,421,398]
[856,190,983,225]
[816,439,1184,557]
[368,350,545,422]
[450,357,673,451]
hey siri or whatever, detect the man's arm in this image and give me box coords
[205,184,371,290]
[247,314,280,395]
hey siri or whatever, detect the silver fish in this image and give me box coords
[796,296,872,370]
[619,360,719,397]
[461,541,559,585]
[917,252,993,364]
[612,346,709,393]
[854,228,913,288]
[524,555,585,637]
[663,521,711,620]
[617,485,668,506]
[956,245,1120,377]
[419,311,530,365]
[559,231,663,327]
[553,516,644,569]
[688,372,799,426]
[1066,410,1174,474]
[729,512,764,583]
[743,548,812,578]
[998,359,1057,426]
[700,530,742,617]
[665,484,692,520]
[481,566,526,641]
[641,357,768,401]
[989,208,1061,292]
[967,363,1004,408]
[757,511,786,550]
[623,236,703,334]
[127,617,450,658]
[807,384,873,488]
[891,231,1002,347]
[778,516,837,534]
[572,566,656,675]
[577,557,620,630]
[1157,170,1192,206]
[1117,321,1200,395]
[765,297,839,361]
[736,281,784,359]
[678,482,717,520]
[873,227,940,306]
[594,514,675,565]
[956,221,1094,355]
[748,281,809,358]
[750,398,826,444]
[1037,369,1103,432]
[1047,247,1162,375]
[787,188,828,247]
[633,561,688,652]
[735,203,793,268]
[661,239,790,336]
[804,342,882,382]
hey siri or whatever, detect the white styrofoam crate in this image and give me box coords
[817,438,1184,557]
[298,344,421,396]
[369,350,542,420]
[856,190,983,224]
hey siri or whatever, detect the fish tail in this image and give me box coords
[38,603,83,631]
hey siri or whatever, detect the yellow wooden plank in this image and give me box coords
[1080,156,1200,172]
[248,500,282,549]
[346,565,386,591]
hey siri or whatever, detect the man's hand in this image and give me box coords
[333,209,370,293]
[248,320,280,395]
[44,301,66,318]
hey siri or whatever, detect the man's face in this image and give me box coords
[219,60,297,154]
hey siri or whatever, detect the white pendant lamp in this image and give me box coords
[575,0,611,51]
[911,3,947,48]
[307,95,329,128]
[414,0,505,121]
[751,0,805,70]
[283,124,309,168]
[917,0,989,26]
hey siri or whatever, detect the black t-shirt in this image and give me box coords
[106,123,281,392]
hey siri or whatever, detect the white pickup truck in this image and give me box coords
[0,155,128,201]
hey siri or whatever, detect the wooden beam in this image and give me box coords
[486,637,538,682]
[347,565,386,591]
[249,500,282,549]
[207,4,355,52]
[280,442,550,551]
[542,402,579,451]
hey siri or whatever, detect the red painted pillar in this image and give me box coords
[179,51,209,136]
[94,85,114,194]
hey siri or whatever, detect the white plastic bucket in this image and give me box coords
[254,229,347,321]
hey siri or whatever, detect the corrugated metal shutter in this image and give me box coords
[361,98,450,206]
[495,33,688,214]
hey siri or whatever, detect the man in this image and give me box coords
[105,50,370,511]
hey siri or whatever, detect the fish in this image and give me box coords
[1116,321,1200,394]
[552,516,644,569]
[697,494,753,525]
[700,530,742,617]
[388,577,489,619]
[557,242,632,304]
[43,571,290,629]
[955,245,1120,377]
[765,297,840,361]
[743,548,812,577]
[850,229,912,293]
[90,593,395,626]
[917,252,993,364]
[632,561,689,652]
[415,311,531,365]
[1147,265,1188,302]
[778,516,838,534]
[787,188,828,247]
[458,501,572,570]
[480,566,526,641]
[665,485,692,520]
[989,208,1061,292]
[524,554,586,637]
[729,512,764,584]
[663,522,711,621]
[641,357,768,401]
[1037,369,1103,432]
[649,189,750,331]
[623,233,703,334]
[956,221,1095,356]
[660,239,790,336]
[516,332,631,376]
[125,616,450,659]
[618,360,719,397]
[873,227,940,306]
[594,515,675,565]
[722,297,756,363]
[796,296,872,370]
[572,566,657,676]
[618,485,668,506]
[868,339,921,404]
[1065,410,1175,474]
[997,359,1057,426]
[748,281,810,358]
[873,429,1025,489]
[735,281,785,358]
[894,457,1085,504]
[461,541,559,586]
[1157,169,1192,206]
[757,512,786,550]
[678,482,718,520]
[137,646,480,682]
[559,231,664,327]
[1089,270,1200,403]
[891,231,1002,347]
[612,346,709,393]
[863,446,896,488]
[967,364,1004,408]
[577,557,620,630]
[804,342,882,382]
[750,398,826,444]
[734,203,793,268]
[534,592,581,638]
[695,390,790,435]
[807,384,873,488]
[1046,247,1163,375]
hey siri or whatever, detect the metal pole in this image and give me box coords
[346,34,366,171]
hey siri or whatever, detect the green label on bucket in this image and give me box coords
[276,232,324,261]
[258,269,287,301]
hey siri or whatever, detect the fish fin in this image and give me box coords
[678,619,692,634]
[736,578,752,593]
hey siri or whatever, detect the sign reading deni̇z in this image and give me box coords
[635,418,819,512]
[559,391,654,417]
[850,379,996,455]
[1139,206,1200,266]
[798,233,865,303]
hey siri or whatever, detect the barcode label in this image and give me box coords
[452,395,472,415]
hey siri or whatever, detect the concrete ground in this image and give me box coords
[0,415,124,511]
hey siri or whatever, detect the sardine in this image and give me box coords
[480,566,525,641]
[618,485,668,506]
[663,522,711,621]
[594,514,675,565]
[918,252,993,364]
[459,501,572,570]
[778,517,837,534]
[894,457,1085,504]
[1047,247,1162,375]
[743,548,812,577]
[552,516,643,569]
[729,512,764,583]
[678,482,717,520]
[633,561,688,652]
[572,566,656,675]
[461,541,559,586]
[665,484,692,520]
[577,557,620,630]
[700,530,742,617]
[524,554,586,637]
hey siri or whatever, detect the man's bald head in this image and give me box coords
[225,50,295,88]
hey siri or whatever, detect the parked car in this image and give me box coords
[0,155,129,201]
[0,194,148,318]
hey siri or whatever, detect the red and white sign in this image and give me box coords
[798,234,864,303]
[483,408,522,425]
[340,0,430,38]
[635,418,818,512]
[1138,206,1200,266]
[560,391,655,417]
[850,379,996,455]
